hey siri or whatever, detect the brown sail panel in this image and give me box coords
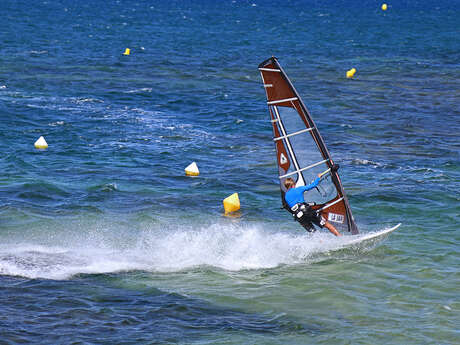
[259,57,359,234]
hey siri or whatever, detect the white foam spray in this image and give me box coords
[0,221,374,280]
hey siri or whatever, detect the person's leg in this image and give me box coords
[324,221,341,236]
[294,205,316,232]
[311,212,341,237]
[298,213,315,232]
[300,220,316,232]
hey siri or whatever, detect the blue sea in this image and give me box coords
[0,0,459,344]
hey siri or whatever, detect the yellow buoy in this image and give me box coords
[123,48,130,55]
[34,136,48,149]
[346,68,357,78]
[185,162,200,176]
[381,3,388,11]
[223,193,240,214]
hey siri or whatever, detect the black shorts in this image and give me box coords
[293,204,326,232]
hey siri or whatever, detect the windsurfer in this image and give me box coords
[284,176,341,236]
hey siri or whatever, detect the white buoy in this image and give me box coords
[185,162,200,176]
[34,136,48,149]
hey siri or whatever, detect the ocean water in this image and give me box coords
[0,0,459,344]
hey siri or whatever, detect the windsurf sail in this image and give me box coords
[258,57,359,234]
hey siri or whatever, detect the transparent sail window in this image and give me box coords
[276,105,338,205]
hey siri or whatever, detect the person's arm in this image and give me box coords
[304,177,320,191]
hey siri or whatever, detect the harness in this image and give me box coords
[290,202,315,215]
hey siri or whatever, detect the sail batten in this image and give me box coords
[259,68,281,72]
[274,127,314,141]
[279,159,330,179]
[268,97,299,105]
[258,57,359,234]
[319,197,345,212]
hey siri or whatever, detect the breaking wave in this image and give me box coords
[0,222,379,280]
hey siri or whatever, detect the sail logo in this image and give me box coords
[279,153,288,165]
[328,213,344,223]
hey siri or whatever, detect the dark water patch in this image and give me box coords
[0,276,315,344]
[2,181,71,202]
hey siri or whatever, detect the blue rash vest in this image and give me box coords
[284,177,320,208]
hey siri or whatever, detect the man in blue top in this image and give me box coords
[284,176,341,236]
